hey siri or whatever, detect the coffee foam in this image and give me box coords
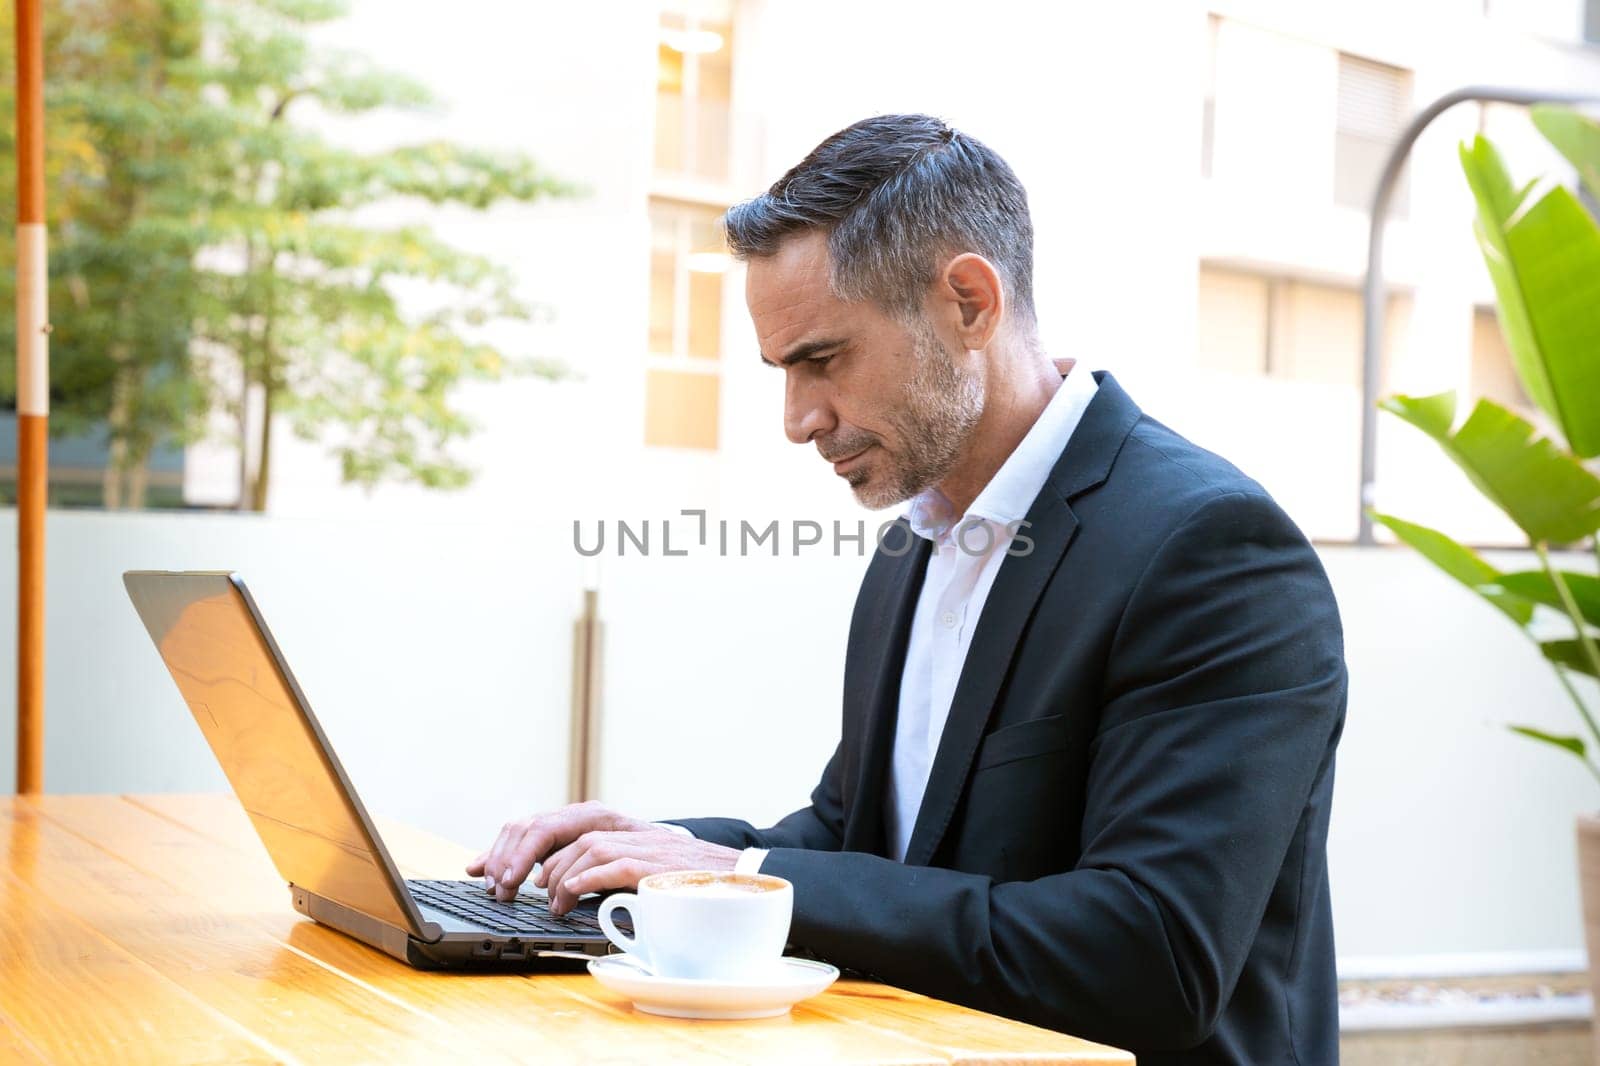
[671,883,768,898]
[645,871,785,894]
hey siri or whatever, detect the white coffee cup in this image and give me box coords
[597,870,793,981]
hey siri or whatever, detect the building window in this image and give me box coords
[1195,266,1268,378]
[649,3,735,452]
[1586,0,1600,45]
[1196,265,1410,388]
[1201,13,1219,179]
[645,368,721,452]
[654,2,733,184]
[1470,306,1533,414]
[648,201,727,362]
[646,200,729,450]
[1334,54,1412,217]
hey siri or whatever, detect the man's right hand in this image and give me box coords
[465,800,656,904]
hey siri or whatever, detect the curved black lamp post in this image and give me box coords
[1357,86,1600,545]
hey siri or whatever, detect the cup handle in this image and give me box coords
[597,893,645,966]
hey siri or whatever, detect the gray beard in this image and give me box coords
[849,326,984,510]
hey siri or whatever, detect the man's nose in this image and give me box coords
[784,375,835,445]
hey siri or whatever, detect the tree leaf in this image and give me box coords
[1508,724,1587,758]
[1498,570,1600,628]
[1370,511,1535,625]
[1379,393,1600,544]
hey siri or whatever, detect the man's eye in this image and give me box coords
[809,355,833,368]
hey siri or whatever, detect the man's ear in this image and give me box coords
[933,253,1005,350]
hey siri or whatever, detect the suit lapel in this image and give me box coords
[901,371,1143,867]
[842,520,930,855]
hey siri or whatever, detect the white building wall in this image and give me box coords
[7,511,581,848]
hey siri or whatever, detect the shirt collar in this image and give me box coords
[904,361,1100,543]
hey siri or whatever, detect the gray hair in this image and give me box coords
[721,113,1037,326]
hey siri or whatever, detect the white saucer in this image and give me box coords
[587,955,840,1019]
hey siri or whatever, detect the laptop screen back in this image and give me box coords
[124,571,422,934]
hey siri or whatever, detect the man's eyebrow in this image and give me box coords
[760,338,846,368]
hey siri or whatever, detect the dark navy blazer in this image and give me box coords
[674,371,1347,1064]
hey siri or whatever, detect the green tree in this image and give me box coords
[197,0,575,511]
[0,0,574,510]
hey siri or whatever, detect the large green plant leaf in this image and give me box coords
[1461,135,1538,229]
[1380,392,1600,544]
[1370,511,1535,625]
[1498,570,1600,628]
[1461,138,1551,417]
[1509,724,1587,758]
[1461,135,1600,458]
[1502,188,1600,458]
[1532,105,1600,206]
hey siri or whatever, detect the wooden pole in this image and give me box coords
[15,0,47,794]
[567,589,602,803]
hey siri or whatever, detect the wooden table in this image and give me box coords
[0,794,1133,1064]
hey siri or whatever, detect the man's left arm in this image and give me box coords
[497,738,849,908]
[754,490,1347,1050]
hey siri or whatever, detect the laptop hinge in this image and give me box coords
[291,884,442,954]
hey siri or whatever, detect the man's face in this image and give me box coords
[747,232,984,509]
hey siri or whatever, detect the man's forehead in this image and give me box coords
[746,233,849,353]
[746,232,833,306]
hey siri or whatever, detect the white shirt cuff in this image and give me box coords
[655,822,695,838]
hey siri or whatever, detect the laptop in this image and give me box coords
[123,570,619,969]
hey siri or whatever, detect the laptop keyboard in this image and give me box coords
[407,879,617,936]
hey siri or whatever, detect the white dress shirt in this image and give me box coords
[675,362,1100,875]
[883,360,1098,861]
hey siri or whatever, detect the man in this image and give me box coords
[469,114,1346,1064]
